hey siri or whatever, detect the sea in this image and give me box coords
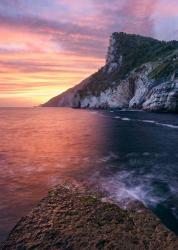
[0,107,178,241]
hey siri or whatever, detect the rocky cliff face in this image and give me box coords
[43,32,178,112]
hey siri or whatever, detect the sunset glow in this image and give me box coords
[0,0,178,106]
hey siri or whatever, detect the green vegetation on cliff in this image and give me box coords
[78,32,178,98]
[43,32,178,108]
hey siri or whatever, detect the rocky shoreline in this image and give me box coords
[43,33,178,113]
[1,184,178,250]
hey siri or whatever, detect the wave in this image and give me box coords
[114,116,178,129]
[121,117,131,121]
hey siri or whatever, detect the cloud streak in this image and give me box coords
[0,0,178,106]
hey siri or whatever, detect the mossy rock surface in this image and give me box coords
[1,185,178,250]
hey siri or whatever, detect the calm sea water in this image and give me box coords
[0,107,178,241]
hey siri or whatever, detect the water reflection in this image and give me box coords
[0,108,178,241]
[0,108,108,241]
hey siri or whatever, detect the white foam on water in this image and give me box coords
[97,170,172,208]
[142,152,150,156]
[113,115,178,130]
[172,207,178,219]
[97,152,119,163]
[157,123,178,129]
[90,154,178,208]
[137,119,178,129]
[141,120,156,124]
[121,117,131,121]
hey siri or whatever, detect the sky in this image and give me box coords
[0,0,178,106]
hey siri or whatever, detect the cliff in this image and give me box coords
[43,32,178,112]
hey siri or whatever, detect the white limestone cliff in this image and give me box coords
[43,32,178,112]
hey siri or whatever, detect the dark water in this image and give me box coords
[0,108,178,241]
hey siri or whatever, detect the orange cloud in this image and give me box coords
[0,0,178,106]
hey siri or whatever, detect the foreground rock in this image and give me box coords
[43,32,178,112]
[1,185,178,250]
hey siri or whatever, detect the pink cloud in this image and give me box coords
[0,0,178,106]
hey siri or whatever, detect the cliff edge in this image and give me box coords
[43,32,178,112]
